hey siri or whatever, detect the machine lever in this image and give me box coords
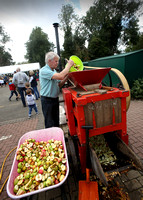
[82,126,93,169]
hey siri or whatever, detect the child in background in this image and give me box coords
[25,82,34,94]
[26,89,39,119]
[8,80,18,101]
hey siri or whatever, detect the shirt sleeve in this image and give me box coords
[25,95,28,103]
[25,73,29,81]
[12,74,16,84]
[29,77,33,83]
[32,95,36,100]
[41,68,56,80]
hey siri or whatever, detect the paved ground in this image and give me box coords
[0,84,143,200]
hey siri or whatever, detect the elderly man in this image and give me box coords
[39,51,74,128]
[13,67,29,107]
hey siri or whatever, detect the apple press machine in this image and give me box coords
[62,67,143,190]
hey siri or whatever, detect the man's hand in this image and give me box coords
[67,59,74,68]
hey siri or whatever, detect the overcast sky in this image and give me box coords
[0,0,143,65]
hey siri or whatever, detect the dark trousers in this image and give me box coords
[32,86,40,99]
[28,104,38,116]
[9,90,18,98]
[41,96,59,128]
[18,87,26,106]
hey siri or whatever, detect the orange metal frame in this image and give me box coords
[62,87,129,173]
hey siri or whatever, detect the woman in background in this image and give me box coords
[29,70,40,100]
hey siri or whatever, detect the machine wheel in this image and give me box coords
[67,133,82,181]
[110,68,131,111]
[102,68,131,111]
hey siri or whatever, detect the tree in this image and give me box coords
[125,33,143,52]
[59,4,77,59]
[81,0,142,59]
[62,25,74,59]
[58,1,142,61]
[122,18,139,46]
[88,37,110,59]
[59,4,88,61]
[72,27,89,61]
[0,24,14,66]
[25,27,54,67]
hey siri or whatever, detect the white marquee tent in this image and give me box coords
[0,63,40,75]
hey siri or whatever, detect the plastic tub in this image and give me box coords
[66,55,84,72]
[7,127,69,199]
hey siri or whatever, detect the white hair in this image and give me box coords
[45,52,60,64]
[16,67,21,72]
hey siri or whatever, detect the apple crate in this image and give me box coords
[7,127,69,199]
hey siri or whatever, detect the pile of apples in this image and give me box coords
[13,138,67,195]
[90,135,117,166]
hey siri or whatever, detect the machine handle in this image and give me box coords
[82,126,93,129]
[82,126,93,169]
[101,86,114,91]
[59,99,64,103]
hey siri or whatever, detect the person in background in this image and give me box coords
[0,76,4,87]
[39,51,74,128]
[35,70,39,81]
[12,67,29,107]
[26,89,39,119]
[25,82,34,95]
[8,80,18,101]
[13,71,21,99]
[29,70,40,100]
[3,75,8,86]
